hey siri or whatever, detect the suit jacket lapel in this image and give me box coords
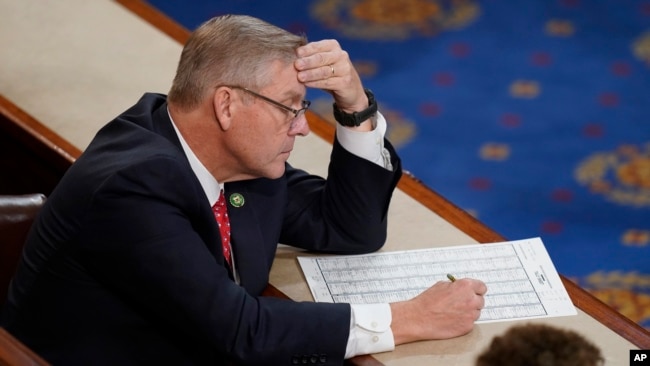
[150,97,232,272]
[225,181,281,295]
[148,96,280,293]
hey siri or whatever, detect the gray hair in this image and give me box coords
[168,14,307,110]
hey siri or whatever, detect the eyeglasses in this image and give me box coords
[226,86,311,120]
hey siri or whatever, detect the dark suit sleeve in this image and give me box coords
[280,136,402,254]
[75,156,351,365]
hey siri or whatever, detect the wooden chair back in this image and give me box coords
[0,328,50,366]
[0,194,46,306]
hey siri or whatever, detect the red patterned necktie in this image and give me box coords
[212,190,232,268]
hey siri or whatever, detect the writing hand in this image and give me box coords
[390,278,488,345]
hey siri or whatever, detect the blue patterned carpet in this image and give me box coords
[145,0,650,330]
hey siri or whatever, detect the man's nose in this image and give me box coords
[289,114,310,136]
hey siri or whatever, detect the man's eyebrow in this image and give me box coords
[279,89,306,102]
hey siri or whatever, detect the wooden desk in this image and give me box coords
[1,0,647,364]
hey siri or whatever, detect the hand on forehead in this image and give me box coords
[293,39,365,110]
[294,40,349,85]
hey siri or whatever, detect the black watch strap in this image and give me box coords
[333,88,378,127]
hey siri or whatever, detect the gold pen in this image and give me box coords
[447,273,456,282]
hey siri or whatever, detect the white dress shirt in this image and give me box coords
[169,109,395,358]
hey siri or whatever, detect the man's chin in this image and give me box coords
[262,163,287,180]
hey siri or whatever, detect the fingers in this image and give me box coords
[430,278,485,324]
[296,60,340,83]
[451,277,488,296]
[295,40,355,87]
[474,280,489,296]
[294,39,366,112]
[295,58,348,86]
[295,39,340,67]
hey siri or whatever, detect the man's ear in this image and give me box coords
[213,87,233,131]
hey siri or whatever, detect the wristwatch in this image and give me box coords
[333,88,378,127]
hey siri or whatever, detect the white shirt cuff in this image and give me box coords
[336,112,393,171]
[344,303,395,359]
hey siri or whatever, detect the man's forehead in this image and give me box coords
[261,61,306,98]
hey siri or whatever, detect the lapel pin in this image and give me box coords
[229,193,245,208]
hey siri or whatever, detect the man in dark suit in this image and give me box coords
[1,15,486,365]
